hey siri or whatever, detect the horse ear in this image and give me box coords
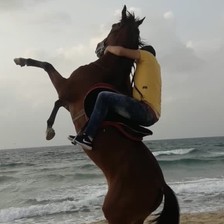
[122,5,127,20]
[136,17,145,26]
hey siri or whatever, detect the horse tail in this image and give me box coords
[154,184,180,224]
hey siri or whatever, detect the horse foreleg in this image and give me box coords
[46,99,64,140]
[14,58,44,68]
[14,58,66,90]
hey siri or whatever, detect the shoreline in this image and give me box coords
[88,211,224,224]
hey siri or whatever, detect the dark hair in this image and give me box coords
[140,45,156,56]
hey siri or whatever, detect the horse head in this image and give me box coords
[95,5,145,58]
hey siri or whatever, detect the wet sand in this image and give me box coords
[88,211,224,224]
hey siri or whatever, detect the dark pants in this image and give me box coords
[85,91,157,138]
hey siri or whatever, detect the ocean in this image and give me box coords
[0,136,223,224]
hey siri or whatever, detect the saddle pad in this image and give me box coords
[102,121,153,141]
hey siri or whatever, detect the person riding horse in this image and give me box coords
[74,45,161,150]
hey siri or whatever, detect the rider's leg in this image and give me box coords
[85,91,154,138]
[75,91,155,149]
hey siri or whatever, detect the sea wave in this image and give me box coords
[172,177,224,194]
[0,201,78,222]
[0,185,106,223]
[77,164,96,170]
[152,148,196,157]
[170,177,224,213]
[74,172,102,179]
[26,197,75,206]
[0,162,35,168]
[152,147,224,164]
[158,157,224,165]
[0,175,18,183]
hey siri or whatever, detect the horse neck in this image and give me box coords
[95,54,134,95]
[97,53,134,72]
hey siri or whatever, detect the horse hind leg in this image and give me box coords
[14,58,66,90]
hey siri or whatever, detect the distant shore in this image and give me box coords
[88,211,224,224]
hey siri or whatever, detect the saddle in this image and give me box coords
[84,83,153,141]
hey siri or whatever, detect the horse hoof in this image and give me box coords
[14,58,26,67]
[46,128,55,140]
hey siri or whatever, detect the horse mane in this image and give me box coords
[120,11,145,48]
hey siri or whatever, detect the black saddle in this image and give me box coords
[84,83,153,140]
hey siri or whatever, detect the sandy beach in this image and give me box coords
[89,211,224,224]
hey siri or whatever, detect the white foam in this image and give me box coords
[0,184,107,223]
[0,201,76,222]
[153,148,195,157]
[170,177,224,213]
[171,177,224,194]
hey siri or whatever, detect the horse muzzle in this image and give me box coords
[95,40,106,58]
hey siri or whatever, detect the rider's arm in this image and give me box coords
[104,46,140,61]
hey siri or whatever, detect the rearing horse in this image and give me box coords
[14,6,179,224]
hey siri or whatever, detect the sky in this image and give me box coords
[0,0,223,149]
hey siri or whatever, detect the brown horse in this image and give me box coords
[14,6,179,224]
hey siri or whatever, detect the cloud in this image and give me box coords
[0,0,52,12]
[0,0,24,11]
[29,11,72,27]
[139,14,204,74]
[160,44,205,74]
[114,6,142,19]
[129,7,142,15]
[188,38,224,57]
[186,41,193,49]
[163,11,174,20]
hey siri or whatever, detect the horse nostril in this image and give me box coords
[95,41,106,58]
